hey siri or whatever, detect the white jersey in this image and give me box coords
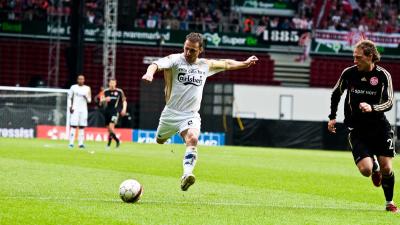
[154,53,224,112]
[68,84,91,112]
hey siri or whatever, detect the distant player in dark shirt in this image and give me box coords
[101,79,127,148]
[328,40,397,213]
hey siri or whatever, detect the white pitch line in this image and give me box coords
[0,196,382,211]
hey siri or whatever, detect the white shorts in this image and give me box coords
[70,110,88,127]
[156,106,201,140]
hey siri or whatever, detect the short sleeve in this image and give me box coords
[208,67,225,77]
[153,54,175,70]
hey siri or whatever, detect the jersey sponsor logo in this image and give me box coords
[350,88,377,96]
[370,77,378,86]
[177,72,203,86]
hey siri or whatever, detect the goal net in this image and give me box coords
[0,86,69,138]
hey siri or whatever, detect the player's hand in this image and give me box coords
[245,55,258,67]
[142,74,154,83]
[328,119,336,133]
[359,102,372,113]
[69,107,74,114]
[120,110,126,117]
[105,96,111,102]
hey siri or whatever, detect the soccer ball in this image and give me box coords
[119,179,143,203]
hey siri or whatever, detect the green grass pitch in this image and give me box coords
[0,138,399,224]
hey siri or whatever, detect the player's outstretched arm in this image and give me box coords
[141,64,159,83]
[209,55,258,71]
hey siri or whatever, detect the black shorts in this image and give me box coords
[105,110,119,125]
[348,123,395,164]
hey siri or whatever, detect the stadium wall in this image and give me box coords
[232,85,400,150]
[233,84,399,125]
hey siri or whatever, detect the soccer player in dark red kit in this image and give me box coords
[328,40,397,213]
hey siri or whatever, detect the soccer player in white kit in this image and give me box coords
[142,32,258,191]
[68,75,92,148]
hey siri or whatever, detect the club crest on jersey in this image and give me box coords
[177,73,203,86]
[370,77,378,86]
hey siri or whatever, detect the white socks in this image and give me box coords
[183,146,197,175]
[69,127,76,145]
[78,129,85,146]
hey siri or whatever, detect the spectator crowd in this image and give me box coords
[0,0,398,34]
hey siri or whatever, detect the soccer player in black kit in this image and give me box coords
[101,79,127,148]
[328,40,398,213]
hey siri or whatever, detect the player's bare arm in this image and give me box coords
[121,91,127,116]
[142,63,159,83]
[208,55,258,71]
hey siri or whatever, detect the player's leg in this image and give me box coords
[349,131,374,177]
[106,112,120,148]
[378,156,398,212]
[69,126,77,148]
[356,157,374,177]
[179,114,201,191]
[78,111,88,148]
[181,128,200,176]
[108,122,120,148]
[78,126,85,148]
[179,128,199,191]
[106,111,119,148]
[354,151,382,187]
[349,130,383,186]
[110,112,120,147]
[107,122,116,147]
[69,112,79,148]
[105,111,112,147]
[377,128,397,212]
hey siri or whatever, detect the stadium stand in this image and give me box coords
[0,0,103,24]
[317,0,399,33]
[134,0,314,33]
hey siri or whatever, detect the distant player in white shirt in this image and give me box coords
[68,75,91,148]
[142,32,258,191]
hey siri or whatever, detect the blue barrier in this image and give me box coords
[132,129,225,146]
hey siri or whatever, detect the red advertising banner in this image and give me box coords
[36,125,132,142]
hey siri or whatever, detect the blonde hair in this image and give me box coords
[355,40,380,63]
